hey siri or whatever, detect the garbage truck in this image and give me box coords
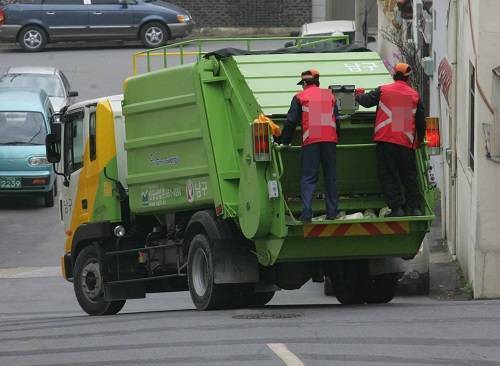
[46,42,436,315]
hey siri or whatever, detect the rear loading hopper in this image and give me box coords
[123,50,436,267]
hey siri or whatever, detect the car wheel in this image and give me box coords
[18,25,47,52]
[140,22,168,48]
[43,188,55,207]
[74,246,126,315]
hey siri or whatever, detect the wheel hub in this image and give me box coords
[191,248,209,297]
[81,261,102,301]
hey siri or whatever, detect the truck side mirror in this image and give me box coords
[45,133,61,163]
[68,91,79,98]
[284,41,294,48]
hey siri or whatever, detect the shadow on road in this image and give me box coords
[0,197,46,210]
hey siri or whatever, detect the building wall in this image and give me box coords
[169,0,311,28]
[433,0,500,297]
[472,0,500,298]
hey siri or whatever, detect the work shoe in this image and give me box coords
[299,213,312,223]
[387,207,405,217]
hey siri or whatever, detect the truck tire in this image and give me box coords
[74,246,126,315]
[331,261,368,305]
[43,188,55,207]
[365,273,398,304]
[18,25,47,52]
[140,22,168,48]
[187,234,234,310]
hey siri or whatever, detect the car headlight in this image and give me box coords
[28,156,50,166]
[177,14,191,23]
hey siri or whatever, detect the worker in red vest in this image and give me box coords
[355,63,425,217]
[281,69,340,222]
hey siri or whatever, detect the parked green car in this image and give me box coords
[0,87,56,206]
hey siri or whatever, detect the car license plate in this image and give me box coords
[0,177,22,189]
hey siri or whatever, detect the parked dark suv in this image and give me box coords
[0,0,193,52]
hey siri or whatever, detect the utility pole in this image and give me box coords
[355,0,367,47]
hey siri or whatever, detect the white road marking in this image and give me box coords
[0,266,60,279]
[267,343,305,366]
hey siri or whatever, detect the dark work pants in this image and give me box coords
[300,142,338,219]
[376,142,422,210]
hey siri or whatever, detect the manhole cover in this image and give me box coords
[232,312,301,320]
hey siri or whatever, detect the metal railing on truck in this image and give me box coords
[132,35,350,75]
[272,143,436,225]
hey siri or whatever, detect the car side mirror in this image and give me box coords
[289,31,299,37]
[68,91,79,98]
[284,41,294,48]
[45,133,61,163]
[118,0,128,8]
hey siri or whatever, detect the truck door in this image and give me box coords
[61,108,88,234]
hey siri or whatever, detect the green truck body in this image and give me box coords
[123,51,435,267]
[51,40,436,315]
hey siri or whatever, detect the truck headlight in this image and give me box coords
[28,156,50,166]
[177,14,191,23]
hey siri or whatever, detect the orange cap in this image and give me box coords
[298,69,320,85]
[394,63,412,76]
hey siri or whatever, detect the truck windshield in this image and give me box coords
[0,74,64,97]
[0,112,47,145]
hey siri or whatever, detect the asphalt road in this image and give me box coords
[1,42,500,366]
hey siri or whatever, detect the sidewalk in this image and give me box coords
[428,203,469,300]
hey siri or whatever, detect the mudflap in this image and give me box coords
[213,239,259,284]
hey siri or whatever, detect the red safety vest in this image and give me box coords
[374,81,420,149]
[296,85,338,146]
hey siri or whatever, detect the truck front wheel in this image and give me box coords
[187,234,235,310]
[74,246,126,315]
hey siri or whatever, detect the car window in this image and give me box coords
[0,74,65,97]
[43,0,84,4]
[90,0,119,4]
[89,111,96,161]
[0,112,47,145]
[13,0,42,4]
[64,111,84,175]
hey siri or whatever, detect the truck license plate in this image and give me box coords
[0,177,22,189]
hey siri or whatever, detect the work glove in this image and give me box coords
[354,87,365,96]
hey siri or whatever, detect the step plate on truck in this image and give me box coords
[303,221,410,237]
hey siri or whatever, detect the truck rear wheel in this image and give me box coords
[331,261,368,305]
[74,246,126,315]
[365,273,398,304]
[187,234,234,310]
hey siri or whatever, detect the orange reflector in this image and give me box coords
[65,230,72,236]
[252,122,271,161]
[425,117,441,155]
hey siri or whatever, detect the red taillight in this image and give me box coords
[252,122,271,161]
[0,10,5,25]
[425,117,441,155]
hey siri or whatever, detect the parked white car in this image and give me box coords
[0,66,78,113]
